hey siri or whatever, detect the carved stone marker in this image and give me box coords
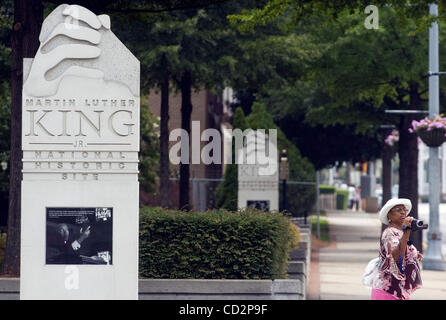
[237,130,279,211]
[20,4,139,299]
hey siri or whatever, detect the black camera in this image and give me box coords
[402,219,428,231]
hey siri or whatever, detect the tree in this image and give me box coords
[0,2,12,227]
[159,65,170,208]
[2,0,43,276]
[225,25,386,170]
[299,8,442,251]
[2,0,162,275]
[119,2,265,210]
[215,107,247,211]
[229,0,442,32]
[139,103,160,193]
[243,7,446,251]
[111,9,183,208]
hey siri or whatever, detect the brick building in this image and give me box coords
[141,87,228,210]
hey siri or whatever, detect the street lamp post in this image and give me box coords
[316,170,321,239]
[423,3,445,270]
[280,149,288,212]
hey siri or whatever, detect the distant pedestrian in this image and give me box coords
[354,188,361,211]
[348,185,356,209]
[369,199,423,300]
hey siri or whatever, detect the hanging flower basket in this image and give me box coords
[410,115,446,147]
[417,128,446,147]
[384,130,399,154]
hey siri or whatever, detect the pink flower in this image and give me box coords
[411,114,446,133]
[385,130,399,146]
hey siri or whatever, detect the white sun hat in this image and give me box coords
[379,198,412,225]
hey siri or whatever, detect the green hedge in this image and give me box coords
[336,189,349,210]
[139,207,300,279]
[319,185,336,194]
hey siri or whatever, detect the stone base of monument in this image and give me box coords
[287,218,312,300]
[365,197,379,213]
[20,181,139,300]
[0,278,305,300]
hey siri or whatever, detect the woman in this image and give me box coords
[354,187,361,211]
[371,198,423,300]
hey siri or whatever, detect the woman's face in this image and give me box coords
[387,205,408,226]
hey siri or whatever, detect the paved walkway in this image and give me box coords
[309,210,446,300]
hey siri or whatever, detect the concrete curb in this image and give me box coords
[0,278,304,300]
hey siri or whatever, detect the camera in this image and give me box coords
[402,219,428,231]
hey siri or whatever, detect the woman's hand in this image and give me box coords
[402,217,413,228]
[417,253,423,261]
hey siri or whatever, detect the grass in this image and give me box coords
[311,217,330,243]
[309,210,327,217]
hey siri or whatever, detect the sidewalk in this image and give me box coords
[308,210,446,300]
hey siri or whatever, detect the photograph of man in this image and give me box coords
[46,222,91,264]
[46,207,113,265]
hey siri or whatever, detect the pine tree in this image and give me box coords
[215,107,247,211]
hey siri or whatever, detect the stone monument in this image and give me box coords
[20,4,140,299]
[237,130,279,211]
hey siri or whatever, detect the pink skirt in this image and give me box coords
[371,288,399,300]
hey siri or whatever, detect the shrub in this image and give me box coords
[139,206,300,279]
[215,107,247,211]
[319,185,336,194]
[215,164,238,211]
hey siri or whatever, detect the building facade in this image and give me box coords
[142,87,226,210]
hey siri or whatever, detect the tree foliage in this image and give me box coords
[0,1,12,226]
[229,0,444,33]
[139,103,160,193]
[215,107,247,211]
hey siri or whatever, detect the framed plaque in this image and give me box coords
[247,200,270,211]
[46,207,113,265]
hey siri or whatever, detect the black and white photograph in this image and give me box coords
[46,207,113,265]
[247,200,270,212]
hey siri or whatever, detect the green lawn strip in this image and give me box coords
[310,216,330,243]
[308,210,327,217]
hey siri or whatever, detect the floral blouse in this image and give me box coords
[372,227,422,299]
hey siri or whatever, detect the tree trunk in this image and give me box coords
[381,134,393,232]
[382,138,393,207]
[1,0,43,276]
[398,83,421,252]
[346,162,351,185]
[179,71,192,211]
[159,67,170,208]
